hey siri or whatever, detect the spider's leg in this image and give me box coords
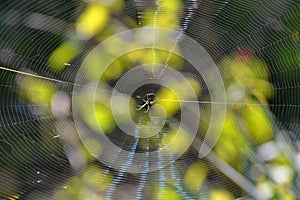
[144,104,150,113]
[150,98,157,104]
[136,99,149,111]
[136,103,146,110]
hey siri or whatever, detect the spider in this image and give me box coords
[136,92,157,113]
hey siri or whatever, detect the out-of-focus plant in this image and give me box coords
[54,165,113,200]
[4,0,299,199]
[218,50,273,146]
[196,49,298,199]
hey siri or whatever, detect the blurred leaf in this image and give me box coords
[76,2,109,39]
[19,77,56,106]
[184,162,208,192]
[209,189,234,200]
[155,186,181,200]
[48,40,80,71]
[242,101,273,145]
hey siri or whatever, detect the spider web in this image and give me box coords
[0,0,300,199]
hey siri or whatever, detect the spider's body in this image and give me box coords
[136,92,156,113]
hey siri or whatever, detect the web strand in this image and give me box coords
[159,98,272,107]
[155,0,200,78]
[0,66,113,93]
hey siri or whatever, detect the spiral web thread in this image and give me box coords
[0,0,299,199]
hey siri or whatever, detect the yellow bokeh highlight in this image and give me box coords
[156,78,201,116]
[125,49,183,72]
[21,77,56,105]
[160,0,181,10]
[84,51,110,81]
[184,162,208,192]
[155,187,181,200]
[156,12,178,29]
[102,59,123,80]
[9,195,20,200]
[76,3,109,39]
[157,88,179,116]
[221,54,273,103]
[54,166,111,200]
[82,102,114,134]
[136,49,154,65]
[82,166,112,191]
[243,101,273,145]
[143,0,181,29]
[215,138,240,167]
[230,58,269,82]
[102,36,124,56]
[100,0,123,10]
[187,78,202,97]
[246,79,273,101]
[276,185,295,200]
[214,113,251,168]
[163,128,192,154]
[220,113,249,153]
[48,41,80,71]
[209,189,234,200]
[95,103,114,133]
